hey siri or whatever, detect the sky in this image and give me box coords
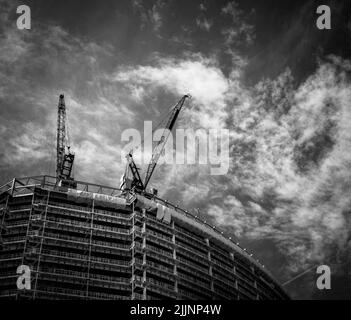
[0,0,351,299]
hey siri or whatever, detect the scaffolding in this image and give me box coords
[0,176,289,300]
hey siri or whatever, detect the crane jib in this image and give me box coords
[125,94,190,192]
[143,95,189,189]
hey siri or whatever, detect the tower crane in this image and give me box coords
[56,94,76,188]
[123,94,190,194]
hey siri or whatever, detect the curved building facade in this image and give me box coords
[0,176,289,300]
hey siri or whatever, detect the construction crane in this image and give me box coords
[123,94,190,194]
[56,94,76,188]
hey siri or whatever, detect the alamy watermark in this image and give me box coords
[14,4,330,31]
[316,265,331,290]
[282,264,331,290]
[16,5,31,30]
[316,5,331,30]
[121,121,230,175]
[16,264,31,290]
[16,263,331,292]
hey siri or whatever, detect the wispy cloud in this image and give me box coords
[110,51,351,285]
[132,0,166,33]
[196,3,213,32]
[208,56,351,280]
[196,17,213,31]
[0,7,135,184]
[111,55,229,127]
[221,1,255,46]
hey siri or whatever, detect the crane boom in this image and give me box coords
[122,94,190,193]
[143,94,190,189]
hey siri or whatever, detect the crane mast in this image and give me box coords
[56,94,66,177]
[124,94,190,193]
[56,94,75,187]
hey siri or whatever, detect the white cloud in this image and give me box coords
[111,55,230,134]
[6,124,52,163]
[0,18,132,186]
[196,17,213,31]
[221,1,255,46]
[214,56,351,275]
[199,3,207,12]
[132,0,165,32]
[112,53,351,277]
[113,56,228,106]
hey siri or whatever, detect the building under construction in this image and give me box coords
[0,95,289,300]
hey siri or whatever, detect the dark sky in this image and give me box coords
[1,0,351,299]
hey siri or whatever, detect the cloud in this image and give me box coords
[221,1,255,46]
[132,0,165,32]
[209,56,351,278]
[199,3,207,12]
[196,4,213,32]
[111,51,351,283]
[0,8,137,184]
[196,17,213,31]
[111,55,230,128]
